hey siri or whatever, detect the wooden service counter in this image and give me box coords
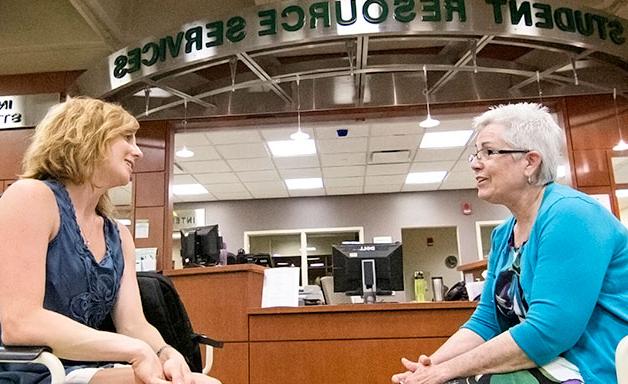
[248,302,476,384]
[165,266,476,384]
[165,264,265,384]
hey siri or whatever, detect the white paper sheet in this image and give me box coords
[261,267,300,308]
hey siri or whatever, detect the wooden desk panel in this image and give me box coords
[209,342,249,384]
[167,265,265,341]
[248,302,475,384]
[249,302,475,341]
[249,338,448,384]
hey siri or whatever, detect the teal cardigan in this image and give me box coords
[463,183,628,384]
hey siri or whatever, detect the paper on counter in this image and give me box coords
[261,267,300,308]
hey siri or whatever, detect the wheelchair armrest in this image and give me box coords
[0,346,52,361]
[192,333,224,349]
[0,346,65,384]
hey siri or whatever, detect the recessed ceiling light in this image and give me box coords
[285,177,323,190]
[405,171,447,184]
[172,184,209,195]
[419,130,474,148]
[175,146,194,158]
[268,139,316,157]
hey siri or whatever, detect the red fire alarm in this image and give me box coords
[461,202,472,215]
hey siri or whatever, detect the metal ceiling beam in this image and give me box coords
[355,36,369,107]
[509,49,596,91]
[429,35,494,95]
[68,0,124,50]
[236,52,293,104]
[143,79,216,110]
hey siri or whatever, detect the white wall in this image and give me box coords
[174,189,510,265]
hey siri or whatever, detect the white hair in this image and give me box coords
[472,103,565,186]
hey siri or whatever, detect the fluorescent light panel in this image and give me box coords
[172,184,209,195]
[268,139,316,157]
[420,130,473,148]
[405,171,447,184]
[285,177,323,190]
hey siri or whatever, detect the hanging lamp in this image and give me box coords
[175,98,195,158]
[419,65,440,128]
[290,74,310,140]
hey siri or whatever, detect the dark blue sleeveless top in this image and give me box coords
[0,179,125,383]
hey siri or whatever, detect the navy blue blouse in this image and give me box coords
[0,179,125,383]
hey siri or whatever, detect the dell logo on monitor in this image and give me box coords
[358,245,375,251]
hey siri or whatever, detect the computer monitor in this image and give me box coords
[180,225,220,266]
[332,243,404,304]
[195,225,220,265]
[180,228,197,266]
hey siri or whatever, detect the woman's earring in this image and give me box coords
[527,176,533,185]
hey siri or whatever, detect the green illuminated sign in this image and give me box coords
[111,0,625,79]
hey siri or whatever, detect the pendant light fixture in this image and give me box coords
[612,88,628,151]
[290,74,310,141]
[419,65,440,128]
[175,98,195,158]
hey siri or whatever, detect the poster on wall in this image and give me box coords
[0,94,60,129]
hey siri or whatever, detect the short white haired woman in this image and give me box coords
[392,103,628,384]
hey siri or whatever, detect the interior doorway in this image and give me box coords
[401,226,463,301]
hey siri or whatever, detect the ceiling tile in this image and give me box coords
[409,161,454,172]
[194,172,240,184]
[179,160,231,173]
[216,142,270,159]
[366,163,410,176]
[175,132,211,146]
[322,165,365,178]
[317,137,367,154]
[228,157,275,171]
[402,182,442,192]
[320,152,366,167]
[364,184,402,193]
[177,194,217,202]
[260,127,314,141]
[250,190,289,199]
[365,174,405,186]
[212,191,253,200]
[414,147,465,162]
[236,170,280,182]
[244,180,287,192]
[279,168,322,179]
[324,177,363,187]
[369,135,421,151]
[204,183,248,193]
[175,145,221,162]
[314,122,369,139]
[369,119,423,136]
[173,174,198,184]
[326,186,364,195]
[205,129,263,144]
[273,155,320,169]
[289,188,325,197]
[440,170,477,190]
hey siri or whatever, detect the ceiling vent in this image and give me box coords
[369,150,411,164]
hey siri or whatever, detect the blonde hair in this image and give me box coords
[21,97,139,216]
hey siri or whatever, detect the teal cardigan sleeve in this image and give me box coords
[509,195,615,365]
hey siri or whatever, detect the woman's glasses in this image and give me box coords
[468,148,530,163]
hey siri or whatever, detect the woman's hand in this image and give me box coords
[159,346,195,384]
[129,344,170,384]
[391,357,448,384]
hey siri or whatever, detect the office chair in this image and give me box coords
[319,276,352,305]
[0,272,222,382]
[618,335,628,384]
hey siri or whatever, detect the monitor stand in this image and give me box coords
[363,287,377,304]
[361,259,377,304]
